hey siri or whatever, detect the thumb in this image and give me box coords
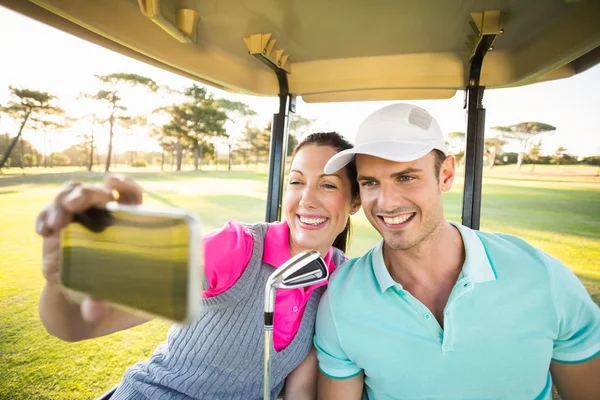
[80,297,113,323]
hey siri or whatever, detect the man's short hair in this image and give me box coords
[432,149,447,179]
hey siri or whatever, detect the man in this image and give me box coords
[314,103,600,399]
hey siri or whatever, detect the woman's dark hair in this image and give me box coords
[292,132,359,253]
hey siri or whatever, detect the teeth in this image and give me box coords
[382,214,413,225]
[299,216,327,225]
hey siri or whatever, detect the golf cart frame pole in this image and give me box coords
[243,33,296,223]
[461,11,502,229]
[461,50,486,230]
[266,73,296,222]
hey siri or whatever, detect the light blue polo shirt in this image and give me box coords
[315,222,600,400]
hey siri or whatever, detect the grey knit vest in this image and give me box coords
[112,222,345,400]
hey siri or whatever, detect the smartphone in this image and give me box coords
[60,201,204,324]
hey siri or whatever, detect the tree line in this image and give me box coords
[2,77,597,173]
[448,123,599,171]
[0,73,313,172]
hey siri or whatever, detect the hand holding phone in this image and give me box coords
[36,175,144,324]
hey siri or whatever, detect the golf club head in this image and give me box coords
[264,251,329,315]
[276,251,328,288]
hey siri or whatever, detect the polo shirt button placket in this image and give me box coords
[441,279,475,354]
[442,309,453,353]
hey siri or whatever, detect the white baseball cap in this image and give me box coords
[324,103,447,174]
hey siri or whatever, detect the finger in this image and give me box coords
[46,182,82,233]
[35,206,53,237]
[105,174,143,205]
[61,185,115,214]
[80,298,113,323]
[41,235,61,285]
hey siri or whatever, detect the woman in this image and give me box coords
[36,132,360,400]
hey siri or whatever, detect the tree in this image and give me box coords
[551,146,567,167]
[29,116,69,168]
[84,115,101,172]
[217,98,256,171]
[0,86,63,169]
[492,122,556,169]
[162,85,229,171]
[63,143,89,168]
[447,132,466,166]
[484,138,507,169]
[0,133,41,169]
[287,133,299,157]
[74,132,97,170]
[281,114,313,157]
[186,85,228,170]
[84,73,158,171]
[447,131,465,147]
[119,115,148,166]
[527,141,543,172]
[162,118,188,171]
[150,125,175,171]
[581,155,600,166]
[288,114,314,141]
[453,150,465,167]
[581,155,600,176]
[240,123,271,166]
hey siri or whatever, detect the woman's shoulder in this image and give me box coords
[206,220,252,242]
[241,221,272,239]
[204,220,280,258]
[330,247,347,268]
[203,220,257,297]
[204,220,257,267]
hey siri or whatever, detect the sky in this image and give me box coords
[1,6,599,158]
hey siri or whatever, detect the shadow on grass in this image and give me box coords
[178,194,267,229]
[444,185,600,242]
[0,171,105,187]
[131,191,267,230]
[143,189,181,208]
[478,184,600,240]
[0,169,268,188]
[486,175,600,185]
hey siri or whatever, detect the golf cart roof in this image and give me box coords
[3,0,600,102]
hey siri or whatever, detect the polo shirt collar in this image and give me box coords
[263,220,333,268]
[372,241,397,293]
[372,222,496,293]
[449,222,496,284]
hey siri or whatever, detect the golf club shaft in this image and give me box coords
[264,327,273,400]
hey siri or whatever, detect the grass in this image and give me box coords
[0,165,598,399]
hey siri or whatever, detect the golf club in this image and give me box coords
[263,250,329,400]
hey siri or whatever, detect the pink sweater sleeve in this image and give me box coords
[202,221,254,298]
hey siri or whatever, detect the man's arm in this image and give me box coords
[545,251,600,399]
[284,347,318,400]
[318,371,363,400]
[551,356,600,400]
[314,287,364,400]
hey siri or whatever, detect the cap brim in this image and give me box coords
[324,149,357,174]
[324,141,436,174]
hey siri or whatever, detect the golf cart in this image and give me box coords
[1,0,598,398]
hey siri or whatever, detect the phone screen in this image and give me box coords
[60,207,200,322]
